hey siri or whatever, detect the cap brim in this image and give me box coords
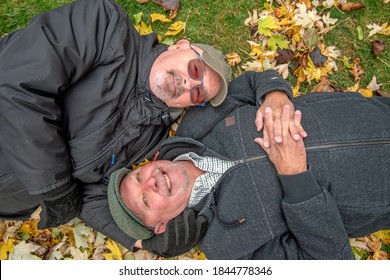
[107,168,154,240]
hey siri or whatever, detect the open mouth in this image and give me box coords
[163,173,172,195]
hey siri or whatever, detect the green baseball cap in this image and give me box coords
[193,43,232,107]
[107,168,154,240]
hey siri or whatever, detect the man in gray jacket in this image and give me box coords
[107,71,390,259]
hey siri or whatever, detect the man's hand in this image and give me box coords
[255,91,307,147]
[255,105,307,175]
[141,208,208,258]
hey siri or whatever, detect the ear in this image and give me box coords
[167,39,191,51]
[154,221,168,235]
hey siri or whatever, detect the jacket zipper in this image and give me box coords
[236,139,390,165]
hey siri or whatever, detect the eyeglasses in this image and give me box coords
[188,46,207,107]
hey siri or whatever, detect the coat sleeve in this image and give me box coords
[227,70,293,106]
[78,181,137,252]
[277,169,354,259]
[0,0,130,195]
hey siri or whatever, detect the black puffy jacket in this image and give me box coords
[0,0,175,228]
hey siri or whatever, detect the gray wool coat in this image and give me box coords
[157,72,390,259]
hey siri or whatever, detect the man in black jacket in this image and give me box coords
[0,0,302,257]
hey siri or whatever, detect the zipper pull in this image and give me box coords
[110,153,116,166]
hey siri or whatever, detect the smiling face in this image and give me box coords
[119,160,203,234]
[149,39,222,108]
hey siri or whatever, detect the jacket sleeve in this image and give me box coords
[227,70,293,106]
[0,0,130,195]
[78,181,137,251]
[277,169,354,259]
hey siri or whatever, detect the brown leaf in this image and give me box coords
[370,40,385,56]
[339,3,366,11]
[311,77,338,93]
[350,58,364,81]
[152,0,180,11]
[136,0,149,3]
[365,235,390,260]
[276,48,294,64]
[300,54,309,69]
[309,46,328,67]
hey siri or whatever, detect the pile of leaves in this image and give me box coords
[1,0,390,260]
[225,0,389,97]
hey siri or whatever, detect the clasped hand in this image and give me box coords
[255,95,307,175]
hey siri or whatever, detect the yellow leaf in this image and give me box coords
[294,66,307,83]
[373,230,390,245]
[135,21,153,35]
[19,223,34,236]
[381,22,390,36]
[103,239,123,260]
[225,52,241,66]
[0,239,14,260]
[358,88,373,98]
[132,158,151,170]
[165,21,186,36]
[346,82,360,92]
[193,250,207,260]
[342,56,353,69]
[258,16,279,36]
[150,13,171,23]
[293,84,301,98]
[249,46,263,58]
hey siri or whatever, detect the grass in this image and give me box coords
[1,0,388,92]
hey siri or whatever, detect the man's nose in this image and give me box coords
[144,177,158,192]
[182,75,201,90]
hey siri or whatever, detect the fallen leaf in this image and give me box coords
[302,28,318,50]
[133,12,143,26]
[150,13,172,23]
[365,235,389,260]
[309,46,328,66]
[268,34,289,51]
[275,63,290,79]
[135,21,154,35]
[258,15,279,36]
[73,222,92,249]
[292,4,321,29]
[366,23,382,37]
[367,76,382,91]
[152,0,180,11]
[8,241,42,260]
[165,21,186,36]
[370,40,385,56]
[311,77,336,92]
[225,52,241,66]
[373,230,390,245]
[276,49,294,64]
[339,2,366,11]
[103,239,123,260]
[136,0,149,3]
[358,88,373,98]
[0,239,14,260]
[350,58,364,81]
[241,60,263,72]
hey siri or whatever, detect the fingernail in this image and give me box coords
[275,136,282,143]
[265,107,272,113]
[302,132,307,137]
[264,141,269,148]
[293,134,300,140]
